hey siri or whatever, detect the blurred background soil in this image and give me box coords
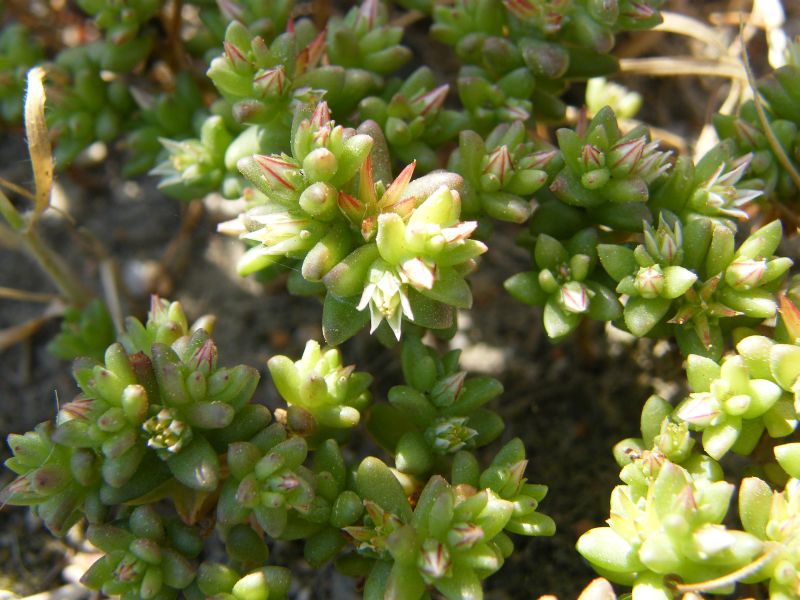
[0,0,798,598]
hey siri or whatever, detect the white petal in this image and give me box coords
[368,302,383,334]
[357,284,376,311]
[399,289,414,321]
[401,258,435,290]
[387,306,403,340]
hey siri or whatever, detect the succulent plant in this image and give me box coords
[267,339,372,436]
[505,227,622,338]
[80,506,202,600]
[0,24,44,123]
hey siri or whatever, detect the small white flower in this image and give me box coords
[693,153,762,220]
[237,210,322,255]
[357,266,414,340]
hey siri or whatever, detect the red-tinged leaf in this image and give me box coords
[779,294,800,342]
[359,154,377,207]
[379,161,416,210]
[410,84,449,116]
[223,41,248,68]
[298,31,327,75]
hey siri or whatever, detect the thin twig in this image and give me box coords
[0,287,60,303]
[0,176,36,200]
[674,545,779,593]
[168,0,186,69]
[618,57,747,81]
[100,259,125,334]
[23,226,91,306]
[0,302,65,351]
[655,11,728,54]
[391,9,425,28]
[740,21,800,192]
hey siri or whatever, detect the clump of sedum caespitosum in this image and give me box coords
[4,296,554,599]
[5,0,800,598]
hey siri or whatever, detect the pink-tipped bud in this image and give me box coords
[358,0,379,28]
[635,266,665,298]
[725,258,767,291]
[254,66,286,99]
[310,101,332,131]
[580,144,604,171]
[418,540,451,581]
[676,393,720,427]
[483,145,514,188]
[410,84,449,117]
[61,397,94,420]
[624,1,657,21]
[378,161,416,211]
[359,155,378,207]
[218,0,244,22]
[560,281,590,314]
[508,459,528,487]
[188,339,218,375]
[223,41,249,69]
[441,221,479,244]
[274,473,300,491]
[296,30,327,74]
[448,522,485,548]
[253,154,301,191]
[608,136,646,175]
[521,148,559,171]
[430,371,467,407]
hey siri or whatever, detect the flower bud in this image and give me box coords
[560,281,590,314]
[580,144,605,172]
[581,168,610,190]
[299,182,338,221]
[482,145,513,190]
[118,385,147,424]
[634,266,665,298]
[447,522,484,549]
[418,539,451,581]
[410,84,449,117]
[724,258,767,290]
[430,372,467,407]
[608,136,646,176]
[425,416,478,454]
[253,66,286,100]
[675,393,720,427]
[303,148,338,183]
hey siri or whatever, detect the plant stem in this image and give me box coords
[740,22,800,192]
[618,57,747,81]
[655,11,729,54]
[673,545,779,593]
[23,225,91,307]
[0,287,59,303]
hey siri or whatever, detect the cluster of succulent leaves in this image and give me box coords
[430,0,663,124]
[4,297,552,599]
[714,53,800,203]
[6,0,800,597]
[571,285,800,598]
